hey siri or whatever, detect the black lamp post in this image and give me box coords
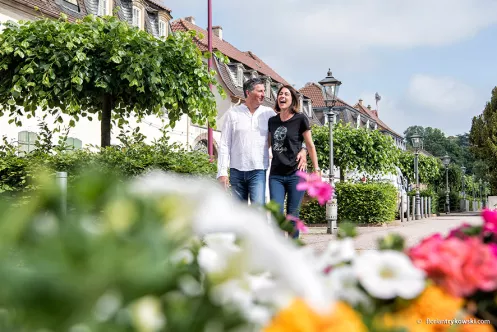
[461,166,466,211]
[442,154,451,214]
[318,69,342,234]
[479,179,483,209]
[411,132,422,220]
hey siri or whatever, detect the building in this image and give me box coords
[299,82,406,150]
[0,0,177,152]
[170,17,315,154]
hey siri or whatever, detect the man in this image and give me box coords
[217,77,307,205]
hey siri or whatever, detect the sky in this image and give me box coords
[162,0,497,137]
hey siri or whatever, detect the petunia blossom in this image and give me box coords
[286,215,308,234]
[409,235,497,297]
[482,209,497,235]
[295,171,333,205]
[353,250,426,300]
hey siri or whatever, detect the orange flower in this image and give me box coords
[263,299,366,332]
[375,285,465,332]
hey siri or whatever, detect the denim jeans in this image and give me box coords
[230,168,267,206]
[269,171,305,238]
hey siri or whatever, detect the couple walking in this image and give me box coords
[217,77,320,238]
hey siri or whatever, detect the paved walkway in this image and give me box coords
[302,212,484,252]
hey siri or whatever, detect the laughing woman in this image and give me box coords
[268,85,320,239]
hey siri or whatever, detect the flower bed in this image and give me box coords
[0,167,496,331]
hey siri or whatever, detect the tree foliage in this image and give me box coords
[0,15,224,146]
[312,123,399,179]
[470,86,497,193]
[397,150,442,185]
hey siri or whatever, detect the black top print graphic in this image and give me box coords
[268,113,310,176]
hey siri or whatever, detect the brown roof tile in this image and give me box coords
[298,83,351,108]
[353,103,403,138]
[146,0,171,12]
[8,0,87,20]
[171,19,289,86]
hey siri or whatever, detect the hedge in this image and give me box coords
[0,135,216,200]
[299,194,326,224]
[336,182,397,224]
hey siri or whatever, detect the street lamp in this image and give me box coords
[461,166,466,211]
[442,154,451,214]
[319,69,342,234]
[479,179,483,209]
[411,132,422,220]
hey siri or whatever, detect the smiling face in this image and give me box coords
[246,83,265,107]
[278,87,292,111]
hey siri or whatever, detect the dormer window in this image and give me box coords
[237,66,243,86]
[356,114,361,128]
[132,6,142,29]
[159,20,168,37]
[264,78,271,99]
[98,0,111,16]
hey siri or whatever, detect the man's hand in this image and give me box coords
[218,176,230,190]
[296,149,308,171]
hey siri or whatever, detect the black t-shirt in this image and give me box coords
[269,112,310,176]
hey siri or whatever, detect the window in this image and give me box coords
[65,137,82,150]
[356,114,361,128]
[237,66,243,86]
[98,0,108,16]
[132,6,142,28]
[18,131,37,154]
[159,20,167,37]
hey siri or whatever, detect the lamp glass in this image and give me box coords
[442,155,450,166]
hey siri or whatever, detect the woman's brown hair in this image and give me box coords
[274,85,300,114]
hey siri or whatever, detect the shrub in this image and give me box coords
[0,129,216,200]
[336,182,397,224]
[299,194,326,224]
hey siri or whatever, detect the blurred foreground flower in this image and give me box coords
[296,171,333,205]
[354,250,425,300]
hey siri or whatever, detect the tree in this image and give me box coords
[0,15,223,147]
[312,123,399,180]
[469,86,497,193]
[397,150,441,186]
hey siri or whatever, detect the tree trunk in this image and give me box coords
[101,94,112,147]
[340,168,345,182]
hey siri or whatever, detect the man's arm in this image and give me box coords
[217,112,232,189]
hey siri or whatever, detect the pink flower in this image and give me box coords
[447,223,472,239]
[408,235,497,297]
[489,243,497,258]
[286,215,308,234]
[482,209,497,235]
[296,171,333,205]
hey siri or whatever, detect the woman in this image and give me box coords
[268,85,320,238]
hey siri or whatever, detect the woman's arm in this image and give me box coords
[302,130,320,175]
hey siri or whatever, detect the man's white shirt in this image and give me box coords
[217,104,276,178]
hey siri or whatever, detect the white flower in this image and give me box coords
[318,238,355,269]
[197,233,241,275]
[130,170,334,313]
[353,250,426,300]
[130,296,166,332]
[170,249,194,265]
[325,266,371,308]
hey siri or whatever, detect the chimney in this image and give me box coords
[213,26,223,40]
[358,98,363,106]
[184,16,195,25]
[367,105,371,110]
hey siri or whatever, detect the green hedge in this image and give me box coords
[0,136,216,200]
[299,194,326,224]
[336,182,397,224]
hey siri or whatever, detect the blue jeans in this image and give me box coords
[230,168,267,206]
[269,171,306,238]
